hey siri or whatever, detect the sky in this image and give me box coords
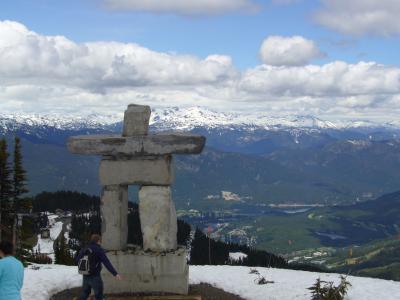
[0,0,400,122]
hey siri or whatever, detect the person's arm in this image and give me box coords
[74,248,84,265]
[19,261,24,290]
[98,248,118,277]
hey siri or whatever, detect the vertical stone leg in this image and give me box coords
[101,185,128,250]
[139,186,177,252]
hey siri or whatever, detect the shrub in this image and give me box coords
[308,275,351,300]
[27,252,52,264]
[250,268,274,285]
[249,268,260,274]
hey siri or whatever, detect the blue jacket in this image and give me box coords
[76,242,118,276]
[0,256,24,300]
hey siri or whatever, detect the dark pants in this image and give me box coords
[78,274,104,300]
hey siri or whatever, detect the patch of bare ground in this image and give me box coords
[50,284,245,300]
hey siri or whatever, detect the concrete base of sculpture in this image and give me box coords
[102,247,189,295]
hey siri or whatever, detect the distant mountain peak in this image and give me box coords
[0,113,122,132]
[1,106,400,133]
[149,106,396,131]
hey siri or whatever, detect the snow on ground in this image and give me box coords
[190,266,400,300]
[22,264,400,300]
[64,226,70,243]
[23,265,80,300]
[32,220,63,262]
[229,252,248,261]
[47,214,58,226]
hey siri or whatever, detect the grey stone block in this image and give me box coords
[67,133,205,157]
[102,248,188,295]
[101,185,128,250]
[123,104,151,137]
[99,156,174,186]
[139,186,177,252]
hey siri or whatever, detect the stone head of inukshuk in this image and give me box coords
[67,104,206,252]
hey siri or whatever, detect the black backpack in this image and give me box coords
[78,247,97,275]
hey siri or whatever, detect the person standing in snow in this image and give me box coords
[0,241,24,300]
[76,234,122,300]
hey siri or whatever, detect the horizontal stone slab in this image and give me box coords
[67,133,205,156]
[99,156,174,186]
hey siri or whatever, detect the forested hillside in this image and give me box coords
[2,126,400,208]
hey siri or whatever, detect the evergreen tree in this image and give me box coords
[13,137,28,208]
[33,191,100,213]
[127,204,143,246]
[0,139,13,203]
[0,139,13,240]
[54,238,61,264]
[11,137,29,254]
[54,232,75,265]
[177,219,191,246]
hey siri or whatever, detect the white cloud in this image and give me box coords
[0,20,237,91]
[259,36,323,66]
[240,61,400,97]
[314,0,400,36]
[1,20,400,122]
[336,95,377,108]
[102,0,259,15]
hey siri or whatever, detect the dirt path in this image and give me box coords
[51,284,245,300]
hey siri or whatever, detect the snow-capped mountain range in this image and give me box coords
[1,106,400,132]
[2,106,400,205]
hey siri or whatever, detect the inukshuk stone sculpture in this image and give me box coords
[67,104,205,295]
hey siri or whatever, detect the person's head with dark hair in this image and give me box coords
[0,240,14,258]
[90,234,102,245]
